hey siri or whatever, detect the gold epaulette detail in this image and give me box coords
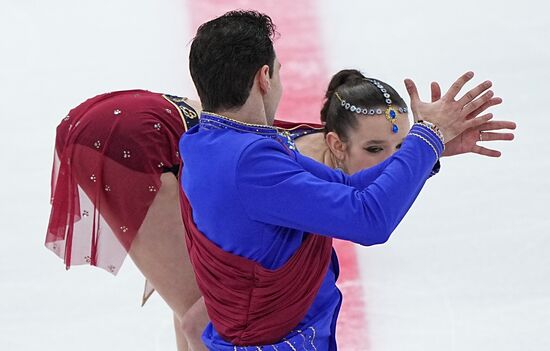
[162,94,199,132]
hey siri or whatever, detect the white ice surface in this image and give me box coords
[1,0,548,350]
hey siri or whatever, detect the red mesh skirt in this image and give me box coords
[45,90,192,276]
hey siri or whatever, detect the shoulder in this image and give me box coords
[181,127,284,158]
[240,134,293,158]
[161,94,201,131]
[236,135,298,177]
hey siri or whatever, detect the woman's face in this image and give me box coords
[338,111,411,174]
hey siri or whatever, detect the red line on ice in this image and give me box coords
[186,1,369,349]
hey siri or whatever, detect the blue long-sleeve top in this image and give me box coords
[179,112,443,351]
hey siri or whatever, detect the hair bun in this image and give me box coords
[324,69,365,99]
[321,69,365,123]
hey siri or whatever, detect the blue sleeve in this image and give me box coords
[235,126,442,246]
[294,151,392,188]
[294,146,440,187]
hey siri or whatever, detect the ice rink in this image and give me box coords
[1,0,549,350]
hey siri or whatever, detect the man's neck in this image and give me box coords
[214,95,268,126]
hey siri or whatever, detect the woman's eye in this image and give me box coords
[365,146,383,153]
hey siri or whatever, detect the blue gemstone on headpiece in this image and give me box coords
[392,124,399,133]
[389,110,396,118]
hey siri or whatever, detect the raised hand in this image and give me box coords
[404,71,497,143]
[429,81,516,157]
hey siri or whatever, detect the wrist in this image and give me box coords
[416,120,445,145]
[409,124,445,160]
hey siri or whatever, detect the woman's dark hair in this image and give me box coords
[321,69,407,141]
[189,10,277,112]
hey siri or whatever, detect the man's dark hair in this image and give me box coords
[189,10,277,112]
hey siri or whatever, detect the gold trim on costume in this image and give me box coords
[162,95,187,131]
[203,111,278,131]
[162,94,199,132]
[276,123,324,133]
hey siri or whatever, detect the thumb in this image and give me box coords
[405,78,420,102]
[404,78,421,105]
[404,78,422,121]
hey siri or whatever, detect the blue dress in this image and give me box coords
[179,112,443,350]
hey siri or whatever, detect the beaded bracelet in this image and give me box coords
[416,120,445,145]
[412,125,445,153]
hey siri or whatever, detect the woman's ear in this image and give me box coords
[325,131,347,161]
[257,65,271,95]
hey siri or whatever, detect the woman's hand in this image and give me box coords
[428,81,516,157]
[404,71,498,143]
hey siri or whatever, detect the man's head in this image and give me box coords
[189,10,282,122]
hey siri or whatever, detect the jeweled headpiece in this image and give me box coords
[334,79,407,134]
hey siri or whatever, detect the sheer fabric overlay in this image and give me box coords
[46,90,190,277]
